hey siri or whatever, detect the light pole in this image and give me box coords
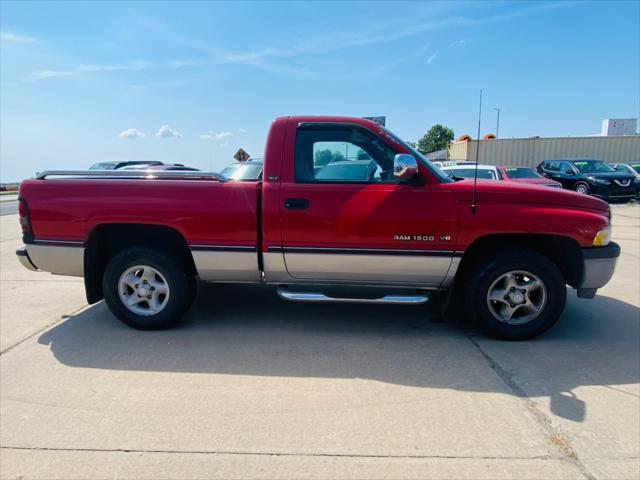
[493,107,503,138]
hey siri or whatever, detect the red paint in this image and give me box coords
[19,116,610,258]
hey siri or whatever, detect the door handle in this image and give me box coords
[284,198,310,210]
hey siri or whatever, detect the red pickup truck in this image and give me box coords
[16,116,620,340]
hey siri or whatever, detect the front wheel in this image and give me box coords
[574,182,590,195]
[464,249,566,340]
[103,247,196,329]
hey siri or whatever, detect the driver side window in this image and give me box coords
[295,125,397,183]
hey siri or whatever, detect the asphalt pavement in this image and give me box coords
[0,206,638,479]
[0,197,18,216]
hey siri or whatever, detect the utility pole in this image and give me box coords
[493,107,503,138]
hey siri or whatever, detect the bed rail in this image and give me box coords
[35,170,227,181]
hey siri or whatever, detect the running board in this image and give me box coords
[276,288,431,305]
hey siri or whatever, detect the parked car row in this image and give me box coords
[428,159,639,201]
[536,159,639,201]
[89,161,198,171]
[434,162,563,189]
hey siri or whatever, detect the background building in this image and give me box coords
[447,118,639,167]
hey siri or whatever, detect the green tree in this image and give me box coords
[331,150,345,163]
[417,125,454,154]
[314,149,334,167]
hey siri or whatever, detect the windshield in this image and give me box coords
[631,164,640,174]
[503,167,541,179]
[381,127,452,183]
[572,160,615,173]
[220,162,263,180]
[445,168,497,180]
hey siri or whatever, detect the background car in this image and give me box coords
[89,161,164,170]
[119,164,199,171]
[537,158,639,200]
[497,166,562,188]
[219,160,264,180]
[441,164,501,180]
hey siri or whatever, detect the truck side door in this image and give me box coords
[274,121,459,287]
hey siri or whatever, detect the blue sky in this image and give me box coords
[1,0,638,182]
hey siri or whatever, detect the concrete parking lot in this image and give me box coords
[1,206,638,480]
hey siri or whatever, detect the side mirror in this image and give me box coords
[394,154,419,181]
[565,170,575,176]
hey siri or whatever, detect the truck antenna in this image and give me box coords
[471,89,483,214]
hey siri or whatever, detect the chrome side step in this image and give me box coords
[276,288,430,305]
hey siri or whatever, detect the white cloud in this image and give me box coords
[1,32,37,43]
[215,131,233,140]
[200,131,234,141]
[427,52,438,64]
[26,70,77,81]
[450,39,466,48]
[156,125,182,139]
[26,60,155,82]
[238,128,247,133]
[119,128,146,139]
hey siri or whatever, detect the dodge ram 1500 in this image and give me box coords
[16,116,620,340]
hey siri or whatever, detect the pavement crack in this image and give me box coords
[0,446,564,461]
[464,332,597,480]
[602,384,640,398]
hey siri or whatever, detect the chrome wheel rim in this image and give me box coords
[486,270,546,325]
[576,185,588,194]
[118,265,170,316]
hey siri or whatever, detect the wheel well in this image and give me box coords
[84,223,196,304]
[455,234,583,289]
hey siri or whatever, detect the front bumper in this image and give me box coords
[589,182,639,199]
[576,242,620,298]
[16,247,38,272]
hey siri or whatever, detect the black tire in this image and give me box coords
[103,246,196,330]
[464,249,566,340]
[574,182,590,195]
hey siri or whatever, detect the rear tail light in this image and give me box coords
[18,198,34,241]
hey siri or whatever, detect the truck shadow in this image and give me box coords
[38,283,639,422]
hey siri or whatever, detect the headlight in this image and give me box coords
[593,226,612,246]
[587,176,610,185]
[634,177,640,184]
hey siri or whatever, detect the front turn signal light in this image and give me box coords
[593,226,612,246]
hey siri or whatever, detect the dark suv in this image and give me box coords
[536,159,639,200]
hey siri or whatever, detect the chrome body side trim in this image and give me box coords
[25,244,84,277]
[282,253,453,286]
[277,288,431,304]
[191,250,260,282]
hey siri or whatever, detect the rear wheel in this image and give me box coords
[464,249,566,340]
[103,247,196,329]
[574,182,590,195]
